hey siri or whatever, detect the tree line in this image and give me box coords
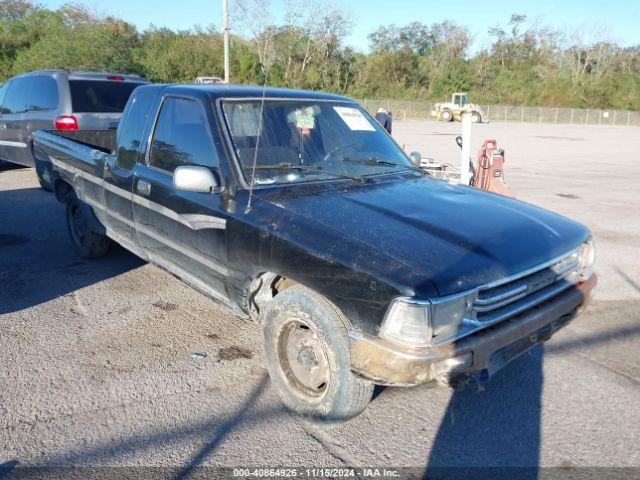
[1,0,639,110]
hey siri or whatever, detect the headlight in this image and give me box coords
[379,297,432,347]
[578,238,596,280]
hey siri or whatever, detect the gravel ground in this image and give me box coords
[1,121,639,477]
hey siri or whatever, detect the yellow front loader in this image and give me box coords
[431,92,487,123]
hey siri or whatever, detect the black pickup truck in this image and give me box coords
[34,84,597,420]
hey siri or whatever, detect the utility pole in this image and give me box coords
[222,0,230,83]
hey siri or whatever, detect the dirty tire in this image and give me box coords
[470,112,482,123]
[262,285,374,422]
[439,109,453,122]
[66,194,111,258]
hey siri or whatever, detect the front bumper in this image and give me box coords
[349,274,597,386]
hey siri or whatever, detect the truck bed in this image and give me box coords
[32,130,115,210]
[42,129,117,154]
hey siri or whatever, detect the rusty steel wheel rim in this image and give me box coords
[277,319,330,399]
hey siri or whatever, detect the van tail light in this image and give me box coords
[107,75,124,81]
[54,115,78,131]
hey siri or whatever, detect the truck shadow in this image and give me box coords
[421,299,640,479]
[424,346,543,479]
[0,162,27,172]
[0,460,19,479]
[17,376,276,475]
[0,186,144,315]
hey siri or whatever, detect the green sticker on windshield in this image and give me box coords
[293,107,316,129]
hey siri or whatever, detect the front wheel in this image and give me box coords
[470,112,482,123]
[262,285,374,421]
[66,194,111,258]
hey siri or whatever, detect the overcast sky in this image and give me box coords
[40,0,640,52]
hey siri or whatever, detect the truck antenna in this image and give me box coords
[241,8,275,214]
[245,70,269,214]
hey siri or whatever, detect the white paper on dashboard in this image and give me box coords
[333,106,376,131]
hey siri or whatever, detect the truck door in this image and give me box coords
[103,91,155,252]
[132,95,229,302]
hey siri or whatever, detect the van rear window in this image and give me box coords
[69,80,144,113]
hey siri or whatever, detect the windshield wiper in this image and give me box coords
[249,163,321,171]
[246,163,366,183]
[299,168,366,183]
[343,156,421,172]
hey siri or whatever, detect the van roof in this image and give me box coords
[12,70,148,83]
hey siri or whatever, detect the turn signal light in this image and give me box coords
[380,297,433,347]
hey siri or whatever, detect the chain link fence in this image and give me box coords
[358,99,640,127]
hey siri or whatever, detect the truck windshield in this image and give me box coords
[222,99,412,185]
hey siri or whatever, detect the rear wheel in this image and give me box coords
[262,285,374,421]
[66,194,111,258]
[439,109,453,122]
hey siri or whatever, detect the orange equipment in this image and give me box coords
[470,139,515,198]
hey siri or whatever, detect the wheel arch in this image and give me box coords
[244,271,301,321]
[54,178,74,203]
[60,184,107,236]
[241,267,381,340]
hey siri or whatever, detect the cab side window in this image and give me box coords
[148,97,217,173]
[116,92,155,170]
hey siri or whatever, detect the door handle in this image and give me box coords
[136,180,151,196]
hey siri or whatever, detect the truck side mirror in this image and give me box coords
[409,151,422,168]
[173,166,220,193]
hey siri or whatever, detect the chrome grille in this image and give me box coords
[472,251,580,325]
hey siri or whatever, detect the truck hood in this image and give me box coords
[256,174,589,297]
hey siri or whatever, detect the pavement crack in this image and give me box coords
[70,291,88,317]
[571,350,640,385]
[301,422,359,466]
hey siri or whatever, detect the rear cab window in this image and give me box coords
[116,91,156,170]
[69,80,146,113]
